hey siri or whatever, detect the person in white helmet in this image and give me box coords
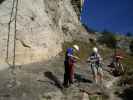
[87,47,103,84]
[63,45,80,88]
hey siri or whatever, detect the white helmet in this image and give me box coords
[73,45,79,51]
[93,47,98,53]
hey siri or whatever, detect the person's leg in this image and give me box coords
[69,64,74,84]
[91,64,98,84]
[63,62,69,87]
[98,67,103,84]
[115,62,119,71]
[117,62,124,74]
[63,74,67,87]
[120,63,124,73]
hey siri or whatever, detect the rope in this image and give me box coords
[6,0,19,86]
[6,0,19,68]
[13,0,18,69]
[6,0,16,65]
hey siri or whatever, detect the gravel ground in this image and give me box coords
[0,56,122,100]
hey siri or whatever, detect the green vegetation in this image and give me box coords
[89,95,108,100]
[123,55,133,75]
[98,30,117,49]
[129,40,133,54]
[126,32,133,37]
[98,32,133,77]
[118,52,133,87]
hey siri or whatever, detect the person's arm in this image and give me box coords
[67,54,80,60]
[87,59,97,63]
[86,56,95,63]
[97,54,102,61]
[86,57,90,62]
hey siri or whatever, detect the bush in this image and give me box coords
[98,30,117,49]
[130,40,133,54]
[126,32,133,37]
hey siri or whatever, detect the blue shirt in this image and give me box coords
[66,48,73,55]
[65,48,73,62]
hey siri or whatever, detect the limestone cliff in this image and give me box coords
[0,0,88,65]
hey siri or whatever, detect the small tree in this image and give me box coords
[98,30,117,49]
[130,40,133,54]
[126,32,132,37]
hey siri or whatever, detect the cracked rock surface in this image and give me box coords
[0,0,89,65]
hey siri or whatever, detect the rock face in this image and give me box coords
[0,0,88,65]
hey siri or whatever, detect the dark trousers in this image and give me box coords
[63,61,74,87]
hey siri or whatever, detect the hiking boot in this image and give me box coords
[63,83,69,88]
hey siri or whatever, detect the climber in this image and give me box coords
[63,45,80,88]
[86,47,103,84]
[110,52,124,75]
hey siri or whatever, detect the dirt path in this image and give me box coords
[0,56,123,100]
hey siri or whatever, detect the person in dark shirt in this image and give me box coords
[63,45,80,88]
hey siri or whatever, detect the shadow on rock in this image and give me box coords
[0,0,5,4]
[44,71,63,90]
[119,86,133,100]
[74,73,92,83]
